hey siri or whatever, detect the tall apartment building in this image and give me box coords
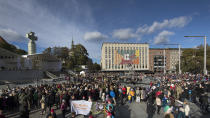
[101,42,149,71]
[149,48,179,73]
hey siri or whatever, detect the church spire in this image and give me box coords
[71,37,74,49]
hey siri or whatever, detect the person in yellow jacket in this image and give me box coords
[127,86,131,95]
[128,94,132,103]
[129,89,135,102]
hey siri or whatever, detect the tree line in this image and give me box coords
[177,44,210,74]
[42,41,101,72]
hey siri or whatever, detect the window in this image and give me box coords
[105,60,107,69]
[105,47,107,54]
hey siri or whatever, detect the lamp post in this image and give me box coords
[163,44,181,74]
[163,49,166,74]
[184,36,207,75]
[178,44,181,74]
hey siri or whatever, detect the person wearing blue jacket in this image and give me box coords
[109,88,116,105]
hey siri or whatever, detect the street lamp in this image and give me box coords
[184,36,207,75]
[163,44,181,74]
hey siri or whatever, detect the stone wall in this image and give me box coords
[0,70,43,82]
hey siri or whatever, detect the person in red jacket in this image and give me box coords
[122,86,127,98]
[156,90,162,97]
[150,81,153,87]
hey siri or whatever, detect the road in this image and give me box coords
[115,99,210,118]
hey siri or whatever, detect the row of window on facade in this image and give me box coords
[105,64,147,69]
[154,62,166,66]
[104,46,148,51]
[0,56,16,59]
[105,49,147,59]
[105,47,147,54]
[0,66,20,71]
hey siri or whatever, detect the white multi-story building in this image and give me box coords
[169,49,179,72]
[101,42,149,71]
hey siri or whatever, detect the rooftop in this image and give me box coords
[102,42,148,45]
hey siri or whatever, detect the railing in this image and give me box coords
[45,71,58,79]
[66,70,76,75]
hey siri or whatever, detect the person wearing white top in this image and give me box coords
[176,100,190,118]
[156,97,161,114]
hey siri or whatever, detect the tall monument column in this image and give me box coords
[26,32,38,55]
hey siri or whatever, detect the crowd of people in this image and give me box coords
[0,73,209,118]
[145,74,210,118]
[127,74,210,118]
[0,75,121,118]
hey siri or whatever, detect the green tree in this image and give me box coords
[70,44,89,65]
[0,36,27,55]
[86,58,101,72]
[42,42,101,72]
[178,44,210,74]
[42,47,52,54]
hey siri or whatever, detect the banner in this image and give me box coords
[71,100,92,115]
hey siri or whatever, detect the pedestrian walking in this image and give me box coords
[60,99,67,118]
[40,95,46,115]
[46,109,57,118]
[156,96,162,114]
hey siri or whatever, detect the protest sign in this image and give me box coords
[71,100,92,115]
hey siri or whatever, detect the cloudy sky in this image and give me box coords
[0,0,210,63]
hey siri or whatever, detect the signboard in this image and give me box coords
[114,49,140,65]
[71,100,92,115]
[136,96,140,102]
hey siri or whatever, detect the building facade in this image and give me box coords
[149,48,179,73]
[23,54,62,71]
[101,43,149,71]
[0,47,23,70]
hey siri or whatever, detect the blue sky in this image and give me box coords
[0,0,210,63]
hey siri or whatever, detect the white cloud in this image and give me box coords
[0,28,26,43]
[137,16,192,34]
[112,28,138,40]
[0,0,97,47]
[0,0,105,63]
[84,31,108,41]
[154,30,174,44]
